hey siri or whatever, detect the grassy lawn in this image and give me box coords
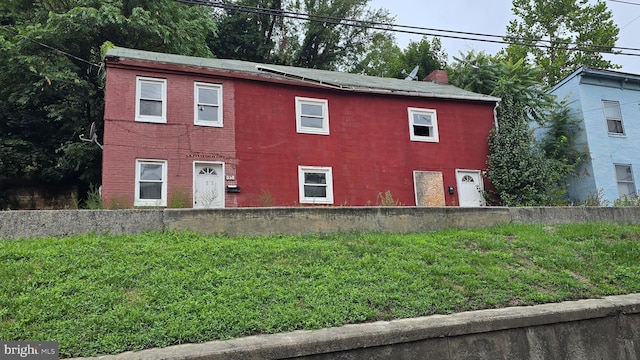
[2,223,640,358]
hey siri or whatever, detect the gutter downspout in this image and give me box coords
[493,100,501,131]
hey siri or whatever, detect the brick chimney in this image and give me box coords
[424,70,449,85]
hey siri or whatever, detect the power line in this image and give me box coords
[177,0,640,57]
[608,0,640,5]
[0,26,102,68]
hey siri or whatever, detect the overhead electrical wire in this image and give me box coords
[608,0,640,6]
[0,26,102,68]
[176,0,640,57]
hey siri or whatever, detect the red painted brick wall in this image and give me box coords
[232,80,495,206]
[102,63,237,208]
[102,59,496,207]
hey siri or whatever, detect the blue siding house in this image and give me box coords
[551,67,640,204]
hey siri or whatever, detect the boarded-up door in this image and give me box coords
[413,171,445,206]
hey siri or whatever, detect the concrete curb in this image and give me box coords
[70,293,640,360]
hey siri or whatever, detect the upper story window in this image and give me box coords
[136,77,167,123]
[194,82,223,127]
[615,164,636,199]
[296,97,329,135]
[408,107,439,142]
[602,100,624,135]
[298,166,334,204]
[135,159,167,207]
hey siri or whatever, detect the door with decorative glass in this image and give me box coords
[456,170,484,207]
[193,163,224,208]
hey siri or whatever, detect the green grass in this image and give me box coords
[2,223,640,357]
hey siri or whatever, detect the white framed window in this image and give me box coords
[194,82,223,127]
[615,164,636,198]
[136,77,167,123]
[296,97,329,135]
[408,107,439,142]
[135,159,167,207]
[298,166,334,204]
[603,100,624,135]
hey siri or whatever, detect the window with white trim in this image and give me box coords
[135,159,167,207]
[136,77,167,123]
[298,166,334,204]
[296,97,329,135]
[603,100,624,135]
[408,107,439,142]
[615,164,636,198]
[194,82,223,127]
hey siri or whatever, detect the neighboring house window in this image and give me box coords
[298,166,334,204]
[136,77,167,123]
[296,97,329,135]
[408,107,439,142]
[615,164,636,198]
[602,100,624,135]
[135,159,167,207]
[194,82,222,127]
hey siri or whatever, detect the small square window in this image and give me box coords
[135,159,167,206]
[194,82,223,127]
[602,100,624,135]
[615,164,636,198]
[296,97,329,135]
[298,166,334,204]
[136,77,167,123]
[408,108,439,142]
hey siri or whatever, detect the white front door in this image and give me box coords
[456,170,485,207]
[193,162,224,208]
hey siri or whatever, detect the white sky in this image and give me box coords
[369,0,640,76]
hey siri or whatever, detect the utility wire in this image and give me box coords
[608,0,640,6]
[177,0,640,57]
[0,26,102,68]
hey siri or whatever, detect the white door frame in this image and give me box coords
[455,169,485,207]
[193,161,225,208]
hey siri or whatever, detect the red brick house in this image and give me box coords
[102,47,499,208]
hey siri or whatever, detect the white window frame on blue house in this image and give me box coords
[602,100,624,135]
[614,163,636,199]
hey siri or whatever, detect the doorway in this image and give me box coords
[193,162,225,208]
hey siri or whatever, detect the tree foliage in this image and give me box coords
[353,35,446,78]
[209,0,394,70]
[505,0,619,85]
[0,0,216,193]
[449,51,555,123]
[449,51,582,206]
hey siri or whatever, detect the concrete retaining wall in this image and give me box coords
[74,293,640,360]
[2,206,640,240]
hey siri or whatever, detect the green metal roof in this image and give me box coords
[106,47,500,103]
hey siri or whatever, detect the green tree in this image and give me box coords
[486,95,570,206]
[354,36,446,79]
[505,0,619,85]
[0,0,216,202]
[209,0,393,70]
[449,51,555,123]
[449,51,581,205]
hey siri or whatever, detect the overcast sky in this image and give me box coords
[368,0,640,76]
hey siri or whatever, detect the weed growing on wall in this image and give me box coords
[83,185,103,209]
[257,190,276,207]
[169,187,191,208]
[376,191,403,206]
